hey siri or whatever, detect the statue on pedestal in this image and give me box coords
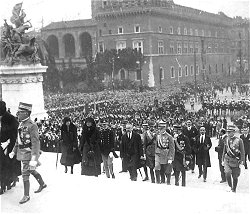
[1,3,41,65]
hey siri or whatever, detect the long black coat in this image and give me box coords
[80,122,102,176]
[173,133,191,171]
[195,135,212,167]
[0,112,21,185]
[120,132,143,169]
[60,123,78,166]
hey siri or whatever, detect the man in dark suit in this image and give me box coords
[120,123,143,181]
[240,126,250,169]
[215,128,227,183]
[195,126,212,182]
[182,120,198,173]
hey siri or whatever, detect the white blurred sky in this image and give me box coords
[0,0,249,29]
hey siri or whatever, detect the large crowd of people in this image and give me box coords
[1,82,250,204]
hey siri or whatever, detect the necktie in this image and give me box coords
[201,135,204,143]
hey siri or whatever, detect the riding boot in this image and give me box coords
[32,172,47,193]
[65,166,68,173]
[232,178,238,192]
[71,166,74,174]
[155,170,161,184]
[226,173,232,189]
[19,180,30,204]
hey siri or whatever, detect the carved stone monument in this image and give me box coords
[0,3,47,119]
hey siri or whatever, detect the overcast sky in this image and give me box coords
[0,0,249,30]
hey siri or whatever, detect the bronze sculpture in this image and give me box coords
[1,3,40,65]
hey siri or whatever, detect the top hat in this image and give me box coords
[18,102,32,112]
[227,125,237,132]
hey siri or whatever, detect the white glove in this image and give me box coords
[109,152,113,159]
[9,152,15,159]
[221,161,224,166]
[174,134,178,139]
[239,163,244,170]
[1,140,10,150]
[29,160,37,167]
[168,160,173,164]
[29,160,37,170]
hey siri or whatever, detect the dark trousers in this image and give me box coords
[198,165,207,179]
[190,150,196,171]
[174,170,186,186]
[219,159,226,181]
[125,156,138,181]
[128,165,137,181]
[244,154,248,169]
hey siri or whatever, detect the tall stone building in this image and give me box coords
[41,0,250,87]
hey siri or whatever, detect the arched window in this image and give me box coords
[63,34,75,58]
[46,35,59,58]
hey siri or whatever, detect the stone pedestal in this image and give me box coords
[0,64,47,120]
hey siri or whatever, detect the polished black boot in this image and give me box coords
[32,172,47,193]
[71,166,74,174]
[232,178,238,193]
[19,181,30,204]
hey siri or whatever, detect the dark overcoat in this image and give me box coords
[0,112,21,185]
[60,123,78,166]
[195,135,212,167]
[80,119,102,176]
[173,133,191,171]
[120,132,143,170]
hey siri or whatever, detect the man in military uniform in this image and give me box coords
[9,102,47,204]
[154,121,175,184]
[99,122,115,178]
[222,125,245,193]
[240,126,250,169]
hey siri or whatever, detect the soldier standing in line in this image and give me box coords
[222,125,245,193]
[155,121,175,184]
[9,102,47,204]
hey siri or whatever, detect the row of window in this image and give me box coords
[120,63,225,81]
[98,40,143,53]
[100,25,219,37]
[160,64,224,79]
[158,41,230,55]
[98,39,229,54]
